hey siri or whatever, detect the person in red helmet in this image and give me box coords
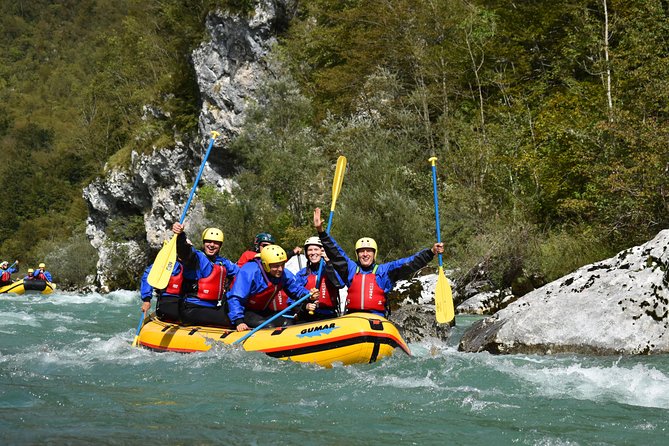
[313,207,444,318]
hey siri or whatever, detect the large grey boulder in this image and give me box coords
[459,230,669,355]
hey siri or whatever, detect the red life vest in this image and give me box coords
[163,266,183,296]
[1,271,10,282]
[34,272,47,281]
[193,263,227,301]
[346,265,385,312]
[246,262,289,312]
[237,250,259,267]
[305,271,338,310]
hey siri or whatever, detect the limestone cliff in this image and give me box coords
[82,1,295,291]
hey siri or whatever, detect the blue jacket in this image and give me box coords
[227,259,311,325]
[176,233,239,308]
[319,231,435,316]
[139,262,183,302]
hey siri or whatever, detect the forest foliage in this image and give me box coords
[2,0,669,293]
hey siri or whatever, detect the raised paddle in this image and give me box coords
[308,155,346,315]
[429,156,455,325]
[233,156,347,345]
[131,310,147,347]
[147,131,220,289]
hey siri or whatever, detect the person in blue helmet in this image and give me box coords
[237,232,275,267]
[227,244,318,331]
[139,259,184,323]
[237,232,303,267]
[171,222,240,327]
[295,236,344,321]
[313,207,444,318]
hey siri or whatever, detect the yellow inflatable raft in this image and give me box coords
[0,278,55,295]
[138,312,411,367]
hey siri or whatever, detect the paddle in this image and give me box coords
[131,310,147,347]
[147,131,220,289]
[308,155,346,316]
[429,156,455,325]
[233,156,347,345]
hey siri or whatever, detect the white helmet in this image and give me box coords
[304,236,323,250]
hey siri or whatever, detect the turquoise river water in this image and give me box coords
[1,290,668,445]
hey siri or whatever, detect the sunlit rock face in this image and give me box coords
[83,1,294,290]
[459,230,669,355]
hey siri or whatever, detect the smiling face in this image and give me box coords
[203,239,222,257]
[356,247,375,268]
[306,245,323,264]
[267,262,285,278]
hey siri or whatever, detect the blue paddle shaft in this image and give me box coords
[179,136,216,224]
[430,163,443,268]
[233,292,312,345]
[134,311,145,337]
[314,210,335,284]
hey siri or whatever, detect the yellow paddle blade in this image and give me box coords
[131,334,140,348]
[435,266,455,324]
[146,235,178,289]
[330,156,347,211]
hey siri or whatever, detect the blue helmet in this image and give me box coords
[253,232,276,251]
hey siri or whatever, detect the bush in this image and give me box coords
[531,225,615,283]
[44,230,98,289]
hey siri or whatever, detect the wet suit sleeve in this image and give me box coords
[139,265,153,301]
[385,249,435,283]
[176,232,196,270]
[318,231,357,286]
[324,263,344,289]
[227,263,259,325]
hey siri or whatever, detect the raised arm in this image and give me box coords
[386,242,443,283]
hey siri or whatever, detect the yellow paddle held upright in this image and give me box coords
[429,156,455,325]
[235,155,347,344]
